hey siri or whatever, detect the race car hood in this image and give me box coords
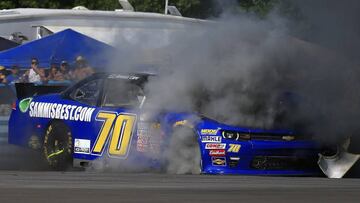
[198,116,295,136]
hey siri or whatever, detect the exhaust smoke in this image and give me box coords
[102,1,360,174]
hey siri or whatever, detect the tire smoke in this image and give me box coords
[104,1,360,172]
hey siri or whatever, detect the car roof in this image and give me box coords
[94,72,156,80]
[96,72,155,87]
[61,72,154,97]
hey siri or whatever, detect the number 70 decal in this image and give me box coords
[92,112,136,157]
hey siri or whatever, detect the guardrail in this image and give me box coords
[0,86,16,104]
[0,116,8,143]
[0,82,72,104]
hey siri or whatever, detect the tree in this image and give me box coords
[73,0,120,10]
[0,1,15,9]
[238,0,278,17]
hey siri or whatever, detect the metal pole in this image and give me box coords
[36,26,41,39]
[165,0,168,15]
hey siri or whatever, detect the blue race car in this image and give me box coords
[8,73,321,175]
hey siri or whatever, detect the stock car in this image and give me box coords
[8,72,323,175]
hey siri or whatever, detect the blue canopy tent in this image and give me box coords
[0,37,19,52]
[0,29,115,69]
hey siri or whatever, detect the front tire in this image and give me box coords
[43,121,73,170]
[166,127,201,174]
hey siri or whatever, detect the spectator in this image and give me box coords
[72,56,94,81]
[0,66,6,84]
[57,61,71,81]
[23,58,45,83]
[3,65,20,84]
[46,63,59,81]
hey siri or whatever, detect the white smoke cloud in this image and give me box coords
[139,13,293,129]
[101,2,360,173]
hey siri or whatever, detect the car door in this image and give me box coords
[63,77,105,161]
[89,78,145,161]
[68,76,148,164]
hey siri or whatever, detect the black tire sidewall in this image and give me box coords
[43,121,73,170]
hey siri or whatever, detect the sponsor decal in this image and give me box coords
[205,143,226,149]
[201,129,218,135]
[202,136,221,143]
[136,135,149,152]
[229,157,240,167]
[137,122,150,137]
[282,135,295,141]
[136,121,161,154]
[19,97,33,113]
[230,157,240,161]
[212,157,226,166]
[209,149,225,156]
[74,139,91,154]
[28,102,95,122]
[227,144,241,153]
[136,143,147,152]
[174,120,186,127]
[151,123,161,129]
[108,74,140,80]
[138,122,150,130]
[173,120,194,128]
[137,129,149,137]
[137,122,161,131]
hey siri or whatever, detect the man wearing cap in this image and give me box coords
[72,56,94,81]
[3,65,20,84]
[58,60,71,81]
[0,66,6,84]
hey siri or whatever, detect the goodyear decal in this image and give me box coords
[29,102,95,122]
[212,157,226,166]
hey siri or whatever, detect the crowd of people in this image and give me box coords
[0,56,94,85]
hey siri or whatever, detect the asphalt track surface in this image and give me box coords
[0,171,359,203]
[1,130,360,202]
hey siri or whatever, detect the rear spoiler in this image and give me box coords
[15,83,69,100]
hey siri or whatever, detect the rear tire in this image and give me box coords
[43,121,73,170]
[166,127,201,174]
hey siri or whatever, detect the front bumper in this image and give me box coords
[201,140,322,176]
